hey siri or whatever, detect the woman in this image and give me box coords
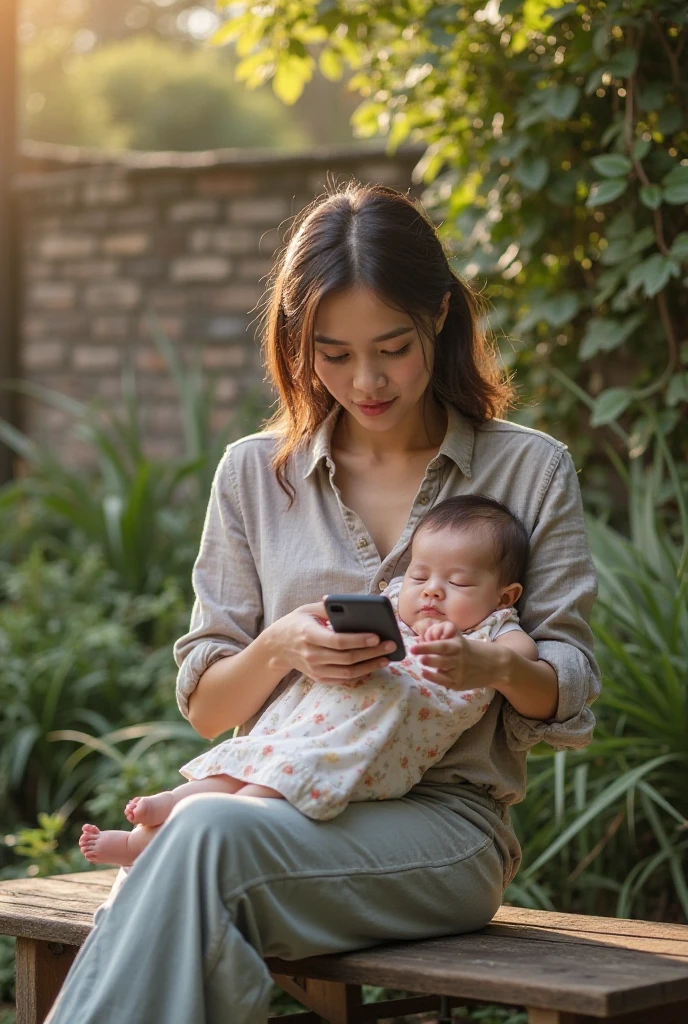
[46,182,599,1024]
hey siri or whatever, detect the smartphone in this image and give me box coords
[324,594,405,661]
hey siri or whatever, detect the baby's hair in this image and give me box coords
[411,494,529,587]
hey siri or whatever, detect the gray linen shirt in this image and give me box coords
[173,401,600,807]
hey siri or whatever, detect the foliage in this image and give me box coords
[214,0,688,474]
[21,31,310,150]
[0,312,272,596]
[505,431,687,921]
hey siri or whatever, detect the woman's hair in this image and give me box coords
[258,180,513,505]
[410,494,529,587]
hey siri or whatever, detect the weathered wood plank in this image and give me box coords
[2,872,688,1021]
[266,933,688,1018]
[15,938,79,1024]
[529,1001,688,1024]
[496,906,688,941]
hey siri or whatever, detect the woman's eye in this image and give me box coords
[383,343,411,358]
[320,352,348,364]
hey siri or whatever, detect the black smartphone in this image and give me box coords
[324,594,405,661]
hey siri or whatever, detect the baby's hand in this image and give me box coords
[421,621,458,643]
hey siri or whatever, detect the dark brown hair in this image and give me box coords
[410,495,529,587]
[258,180,513,505]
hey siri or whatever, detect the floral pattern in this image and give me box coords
[179,578,521,821]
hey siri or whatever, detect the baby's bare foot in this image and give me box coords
[124,792,175,827]
[79,824,135,867]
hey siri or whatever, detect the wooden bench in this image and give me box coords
[1,870,687,1024]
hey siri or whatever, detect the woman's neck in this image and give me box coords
[332,395,448,462]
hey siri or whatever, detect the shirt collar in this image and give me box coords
[301,399,474,480]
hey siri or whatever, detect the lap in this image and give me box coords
[161,782,509,958]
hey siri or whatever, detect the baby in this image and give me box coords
[80,494,537,866]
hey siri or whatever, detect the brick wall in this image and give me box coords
[15,141,425,467]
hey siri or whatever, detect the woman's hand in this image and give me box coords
[265,599,397,685]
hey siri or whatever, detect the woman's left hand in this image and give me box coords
[409,626,503,691]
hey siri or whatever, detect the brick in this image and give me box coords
[38,234,96,260]
[135,348,168,373]
[196,172,258,197]
[229,197,290,225]
[84,281,141,309]
[91,316,130,339]
[169,199,219,223]
[94,377,123,398]
[353,161,406,186]
[144,437,180,460]
[22,341,65,371]
[138,177,186,200]
[171,256,230,282]
[189,226,257,255]
[29,282,75,310]
[72,346,121,370]
[148,288,189,311]
[115,206,157,227]
[69,211,109,230]
[253,227,283,257]
[238,257,274,281]
[138,314,184,341]
[103,232,150,256]
[206,316,247,340]
[62,261,119,279]
[200,346,248,369]
[214,377,240,402]
[128,258,166,280]
[208,283,263,312]
[24,263,52,281]
[84,180,132,206]
[147,405,182,432]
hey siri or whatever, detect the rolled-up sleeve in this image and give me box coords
[503,448,601,752]
[173,446,263,720]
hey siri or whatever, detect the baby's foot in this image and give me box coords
[79,824,135,867]
[124,792,175,827]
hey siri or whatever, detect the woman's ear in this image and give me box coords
[435,290,451,334]
[498,582,523,608]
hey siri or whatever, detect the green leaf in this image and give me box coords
[605,49,638,79]
[579,313,645,360]
[591,387,633,426]
[638,83,667,112]
[669,232,688,261]
[543,293,580,327]
[663,184,688,205]
[318,48,343,81]
[662,164,688,188]
[545,84,580,120]
[666,373,688,407]
[632,138,651,161]
[273,54,312,105]
[640,185,662,210]
[627,253,681,297]
[590,154,632,177]
[657,108,683,135]
[513,156,549,191]
[586,178,628,207]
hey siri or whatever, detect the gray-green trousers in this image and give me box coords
[45,783,521,1024]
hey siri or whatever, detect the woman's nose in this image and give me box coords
[353,364,387,394]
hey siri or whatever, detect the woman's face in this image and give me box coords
[312,285,449,432]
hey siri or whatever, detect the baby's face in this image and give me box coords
[397,525,511,635]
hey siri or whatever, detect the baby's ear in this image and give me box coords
[499,582,523,608]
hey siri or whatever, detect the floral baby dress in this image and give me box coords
[179,576,522,820]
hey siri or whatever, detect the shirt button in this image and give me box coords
[357,537,369,549]
[378,580,388,591]
[418,495,429,505]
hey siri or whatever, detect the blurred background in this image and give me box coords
[0,2,687,1022]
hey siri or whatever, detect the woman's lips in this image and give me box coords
[356,398,396,417]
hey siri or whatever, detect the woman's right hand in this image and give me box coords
[264,599,398,684]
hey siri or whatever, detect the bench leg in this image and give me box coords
[272,974,363,1023]
[15,937,80,1024]
[529,1003,688,1024]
